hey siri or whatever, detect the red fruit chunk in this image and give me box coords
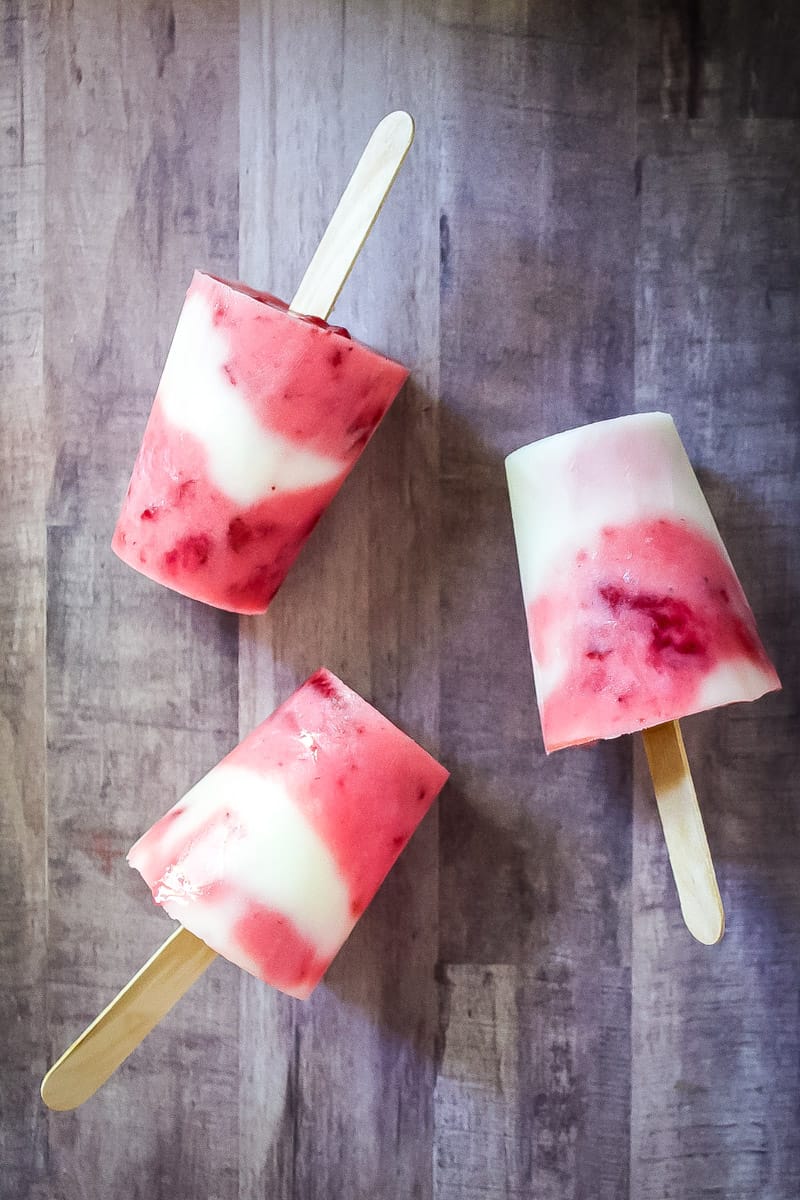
[163,533,211,572]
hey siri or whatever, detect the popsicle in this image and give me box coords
[41,670,448,1110]
[128,668,448,998]
[506,412,780,940]
[112,112,414,613]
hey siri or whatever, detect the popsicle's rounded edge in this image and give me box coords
[40,1060,91,1112]
[40,927,217,1112]
[682,894,726,946]
[377,109,415,147]
[289,108,416,321]
[40,1024,114,1112]
[40,1066,69,1111]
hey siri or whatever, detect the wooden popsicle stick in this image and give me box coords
[42,117,415,1112]
[641,719,725,945]
[289,110,414,320]
[41,926,216,1111]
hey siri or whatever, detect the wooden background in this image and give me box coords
[2,1,798,1196]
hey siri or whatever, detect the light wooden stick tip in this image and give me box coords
[40,926,217,1111]
[289,110,415,320]
[642,719,725,946]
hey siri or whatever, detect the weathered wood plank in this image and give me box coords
[4,1,800,1195]
[435,964,630,1199]
[238,1,442,1196]
[637,0,800,120]
[0,2,47,1195]
[43,2,241,1196]
[632,119,800,1199]
[436,3,635,1192]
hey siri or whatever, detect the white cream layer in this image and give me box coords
[158,291,345,506]
[505,413,727,605]
[695,658,779,711]
[142,763,351,959]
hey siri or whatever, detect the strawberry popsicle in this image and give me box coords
[505,412,780,753]
[112,271,408,613]
[128,669,448,999]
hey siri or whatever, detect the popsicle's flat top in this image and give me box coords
[505,410,673,467]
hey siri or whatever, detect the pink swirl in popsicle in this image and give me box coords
[505,413,780,752]
[530,516,779,750]
[112,272,409,613]
[128,669,449,998]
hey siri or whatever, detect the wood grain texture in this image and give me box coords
[436,3,634,1193]
[435,964,630,1199]
[3,0,799,1196]
[42,1,241,1196]
[637,0,800,120]
[0,2,47,1195]
[632,118,800,1200]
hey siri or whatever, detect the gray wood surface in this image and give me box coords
[2,0,798,1197]
[1,2,47,1194]
[631,118,800,1200]
[37,2,242,1197]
